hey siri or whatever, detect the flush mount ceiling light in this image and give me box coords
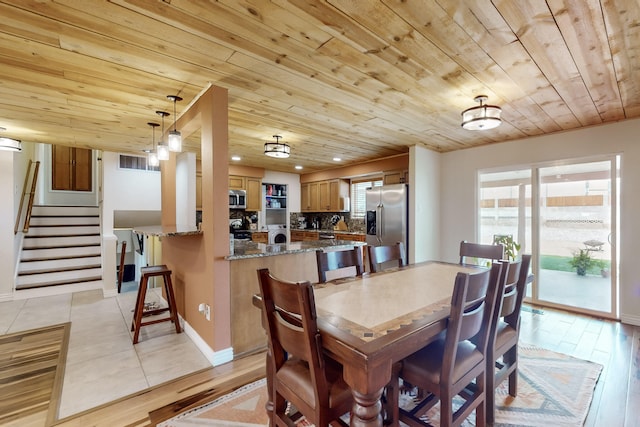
[461,95,502,130]
[167,95,182,152]
[264,135,290,158]
[0,136,22,152]
[155,110,170,161]
[147,122,160,167]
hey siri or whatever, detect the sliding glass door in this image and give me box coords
[536,160,617,315]
[478,157,619,318]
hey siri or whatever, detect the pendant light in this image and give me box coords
[155,110,170,161]
[264,135,290,158]
[461,95,502,130]
[167,95,183,152]
[147,122,160,167]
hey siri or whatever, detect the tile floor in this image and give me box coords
[0,285,211,418]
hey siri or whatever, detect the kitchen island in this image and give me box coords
[228,239,366,356]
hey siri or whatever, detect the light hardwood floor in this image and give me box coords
[47,304,640,427]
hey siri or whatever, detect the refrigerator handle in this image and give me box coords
[377,203,383,244]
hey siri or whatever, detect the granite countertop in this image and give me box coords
[291,228,364,235]
[227,239,366,260]
[132,225,203,237]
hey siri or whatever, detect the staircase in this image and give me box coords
[17,205,102,291]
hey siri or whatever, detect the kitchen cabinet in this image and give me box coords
[301,179,349,212]
[335,233,366,242]
[383,169,408,185]
[246,178,262,211]
[229,175,261,211]
[251,232,268,243]
[229,175,245,189]
[301,182,319,212]
[291,230,319,241]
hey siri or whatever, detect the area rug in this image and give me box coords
[158,345,602,427]
[0,323,71,426]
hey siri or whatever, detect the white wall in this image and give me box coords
[101,151,161,295]
[39,144,99,206]
[410,145,440,263]
[176,151,196,227]
[440,118,640,325]
[0,150,17,299]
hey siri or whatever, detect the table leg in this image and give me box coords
[350,388,384,427]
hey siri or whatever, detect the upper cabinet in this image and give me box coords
[229,175,246,190]
[246,178,262,211]
[229,175,262,211]
[301,182,318,212]
[301,179,349,212]
[383,169,408,185]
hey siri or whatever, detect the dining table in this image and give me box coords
[255,260,484,427]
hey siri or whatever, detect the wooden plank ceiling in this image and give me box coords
[0,0,638,173]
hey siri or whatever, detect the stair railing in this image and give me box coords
[15,160,40,234]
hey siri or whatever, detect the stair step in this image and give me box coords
[31,205,99,216]
[19,256,102,273]
[29,216,100,226]
[18,264,101,277]
[23,235,101,248]
[15,276,103,291]
[21,253,101,263]
[17,267,102,286]
[26,225,100,236]
[21,245,101,259]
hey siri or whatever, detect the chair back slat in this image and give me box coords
[316,246,364,283]
[257,269,326,376]
[504,254,533,327]
[499,260,522,317]
[459,240,504,265]
[441,262,502,382]
[367,242,407,272]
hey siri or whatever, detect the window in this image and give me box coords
[119,154,160,172]
[351,179,382,218]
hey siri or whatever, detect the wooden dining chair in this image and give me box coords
[256,268,353,427]
[316,246,364,283]
[486,254,533,424]
[459,240,504,265]
[367,242,406,273]
[387,262,504,427]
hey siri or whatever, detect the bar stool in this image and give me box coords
[131,265,181,344]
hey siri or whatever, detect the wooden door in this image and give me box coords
[52,146,92,191]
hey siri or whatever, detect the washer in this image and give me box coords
[267,225,287,244]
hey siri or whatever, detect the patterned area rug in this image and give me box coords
[158,345,602,427]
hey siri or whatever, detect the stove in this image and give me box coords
[230,219,251,240]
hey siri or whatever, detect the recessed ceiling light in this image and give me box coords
[295,165,303,170]
[231,155,241,161]
[333,157,341,162]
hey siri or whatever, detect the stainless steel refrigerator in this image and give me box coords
[366,183,408,258]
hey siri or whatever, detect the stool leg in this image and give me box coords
[163,273,181,334]
[132,275,149,344]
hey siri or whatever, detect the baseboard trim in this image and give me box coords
[182,320,233,367]
[620,314,640,326]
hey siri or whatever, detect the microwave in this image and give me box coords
[229,189,247,209]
